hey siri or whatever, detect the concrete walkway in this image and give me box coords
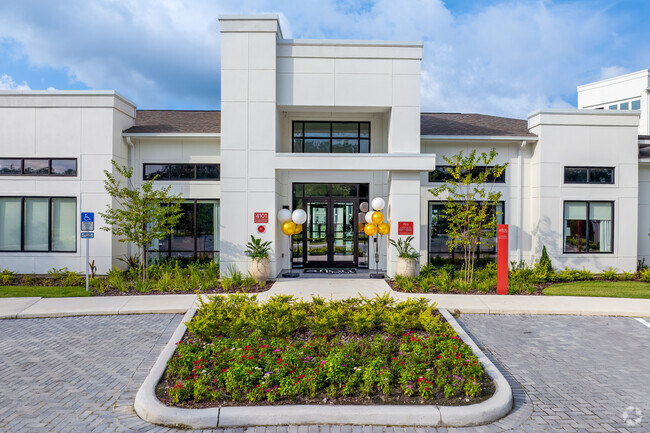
[1,278,649,318]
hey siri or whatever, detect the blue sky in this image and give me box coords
[0,0,648,118]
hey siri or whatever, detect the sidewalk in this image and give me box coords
[1,279,649,319]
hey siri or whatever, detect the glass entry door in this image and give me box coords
[305,199,357,268]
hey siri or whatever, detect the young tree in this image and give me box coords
[429,149,507,284]
[99,160,183,280]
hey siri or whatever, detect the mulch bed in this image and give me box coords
[96,282,273,296]
[387,279,550,295]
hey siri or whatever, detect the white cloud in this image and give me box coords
[0,0,644,117]
[0,74,30,90]
[599,65,630,81]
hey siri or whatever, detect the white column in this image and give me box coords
[387,171,421,276]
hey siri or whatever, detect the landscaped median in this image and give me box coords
[134,294,512,428]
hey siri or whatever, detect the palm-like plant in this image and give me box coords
[244,235,272,259]
[389,235,419,259]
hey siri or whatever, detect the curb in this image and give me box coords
[133,307,513,428]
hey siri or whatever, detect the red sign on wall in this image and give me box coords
[397,221,413,235]
[254,212,268,223]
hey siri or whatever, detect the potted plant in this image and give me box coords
[389,235,419,277]
[245,235,272,284]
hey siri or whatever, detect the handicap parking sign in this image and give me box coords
[81,212,94,231]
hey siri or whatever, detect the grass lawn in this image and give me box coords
[0,286,92,298]
[543,281,650,299]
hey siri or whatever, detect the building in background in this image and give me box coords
[0,15,646,276]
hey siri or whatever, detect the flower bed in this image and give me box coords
[158,294,493,407]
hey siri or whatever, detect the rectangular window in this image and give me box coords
[609,104,618,110]
[0,158,77,176]
[564,167,614,184]
[619,102,629,110]
[428,201,504,263]
[564,201,613,253]
[0,197,76,252]
[292,121,371,153]
[631,100,641,110]
[143,164,220,181]
[147,200,219,261]
[429,166,506,183]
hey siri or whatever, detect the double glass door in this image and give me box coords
[305,199,357,268]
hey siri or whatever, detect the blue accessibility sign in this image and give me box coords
[80,232,94,239]
[81,212,95,231]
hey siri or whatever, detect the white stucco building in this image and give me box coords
[0,14,647,276]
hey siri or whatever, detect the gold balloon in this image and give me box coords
[364,223,378,236]
[371,211,384,225]
[378,222,390,235]
[282,221,297,236]
[358,222,365,233]
[294,224,303,234]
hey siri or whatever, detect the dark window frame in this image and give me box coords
[146,199,220,260]
[292,121,371,153]
[142,163,220,181]
[0,158,77,177]
[563,166,615,184]
[563,200,614,254]
[429,166,506,183]
[427,200,505,263]
[0,196,77,253]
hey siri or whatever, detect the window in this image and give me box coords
[619,102,629,110]
[564,167,614,184]
[0,197,76,252]
[609,105,618,110]
[0,158,77,176]
[428,201,504,264]
[147,200,219,261]
[143,164,220,181]
[429,166,506,183]
[564,201,613,253]
[292,121,370,153]
[631,100,641,110]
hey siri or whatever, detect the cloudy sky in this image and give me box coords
[0,0,648,118]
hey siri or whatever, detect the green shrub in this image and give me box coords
[539,245,554,273]
[619,271,634,281]
[639,269,650,282]
[0,268,17,285]
[600,266,618,281]
[62,271,83,287]
[47,267,68,281]
[135,279,153,293]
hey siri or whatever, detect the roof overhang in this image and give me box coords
[122,133,221,138]
[420,135,537,142]
[275,153,436,171]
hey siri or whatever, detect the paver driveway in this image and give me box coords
[0,313,648,432]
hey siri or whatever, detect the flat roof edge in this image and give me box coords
[421,135,537,141]
[218,14,279,20]
[577,69,650,90]
[279,38,423,48]
[0,90,137,108]
[527,108,641,118]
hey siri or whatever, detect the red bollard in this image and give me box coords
[497,224,508,295]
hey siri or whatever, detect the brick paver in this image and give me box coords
[0,314,648,432]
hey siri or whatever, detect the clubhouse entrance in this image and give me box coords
[292,183,369,269]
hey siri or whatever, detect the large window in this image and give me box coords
[143,164,220,181]
[0,197,76,252]
[429,166,505,183]
[428,201,504,264]
[0,158,77,176]
[564,167,614,184]
[564,201,613,253]
[292,121,370,153]
[148,200,219,261]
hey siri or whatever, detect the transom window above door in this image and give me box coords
[292,121,370,153]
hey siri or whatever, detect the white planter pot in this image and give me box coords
[396,257,417,277]
[249,257,270,285]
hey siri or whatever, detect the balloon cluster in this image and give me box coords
[278,208,307,236]
[359,197,389,237]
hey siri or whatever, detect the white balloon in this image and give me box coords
[371,197,385,211]
[277,208,292,223]
[365,211,374,224]
[359,202,369,212]
[292,209,307,224]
